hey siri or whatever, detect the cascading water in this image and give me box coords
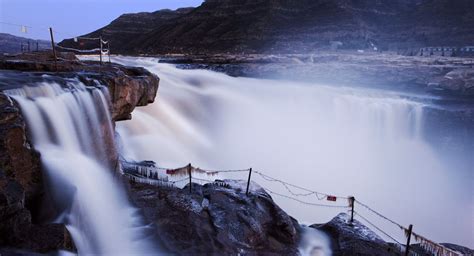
[6,80,156,255]
[109,56,473,247]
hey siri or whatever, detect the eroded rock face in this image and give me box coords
[82,66,160,121]
[0,93,73,252]
[129,180,301,255]
[0,52,160,122]
[0,52,159,253]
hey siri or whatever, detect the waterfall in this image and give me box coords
[6,80,156,255]
[109,56,473,248]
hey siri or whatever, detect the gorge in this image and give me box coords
[0,51,472,255]
[1,0,473,254]
[111,56,473,249]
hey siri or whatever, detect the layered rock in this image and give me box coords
[0,51,160,121]
[61,0,474,54]
[0,52,159,253]
[167,53,474,96]
[0,94,73,252]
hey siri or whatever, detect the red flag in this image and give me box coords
[327,196,337,202]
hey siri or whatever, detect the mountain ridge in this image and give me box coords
[60,0,474,54]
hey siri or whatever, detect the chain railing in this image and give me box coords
[122,161,463,256]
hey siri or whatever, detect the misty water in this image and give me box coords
[6,81,156,255]
[110,56,472,247]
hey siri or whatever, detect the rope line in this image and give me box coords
[123,163,458,255]
[198,168,251,173]
[191,177,216,183]
[254,171,348,200]
[75,36,101,41]
[55,45,101,53]
[355,211,404,245]
[171,177,189,184]
[262,186,350,209]
[355,199,405,230]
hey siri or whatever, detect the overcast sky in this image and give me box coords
[0,0,203,41]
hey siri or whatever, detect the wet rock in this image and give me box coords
[0,94,73,252]
[129,180,301,255]
[0,51,160,122]
[83,66,159,121]
[311,213,400,256]
[438,69,474,95]
[0,94,41,200]
[0,51,158,252]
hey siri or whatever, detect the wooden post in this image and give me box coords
[108,42,111,63]
[405,224,413,256]
[349,196,355,223]
[99,36,103,65]
[49,27,57,71]
[188,163,192,193]
[246,168,253,196]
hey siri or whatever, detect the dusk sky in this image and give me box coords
[0,0,204,41]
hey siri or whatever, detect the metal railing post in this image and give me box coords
[405,224,413,256]
[188,163,192,193]
[99,36,103,65]
[246,168,253,196]
[349,196,355,223]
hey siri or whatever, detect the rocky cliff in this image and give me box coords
[61,0,474,54]
[0,51,159,253]
[0,93,74,253]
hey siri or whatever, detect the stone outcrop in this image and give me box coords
[312,213,400,255]
[129,180,301,254]
[80,65,159,121]
[61,0,474,54]
[0,51,160,121]
[0,52,159,253]
[0,93,74,252]
[166,53,474,96]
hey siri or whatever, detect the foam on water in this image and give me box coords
[7,80,157,255]
[109,56,472,247]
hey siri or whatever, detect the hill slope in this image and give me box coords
[61,0,474,54]
[0,33,51,53]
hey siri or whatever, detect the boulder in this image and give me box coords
[128,180,301,255]
[311,213,400,256]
